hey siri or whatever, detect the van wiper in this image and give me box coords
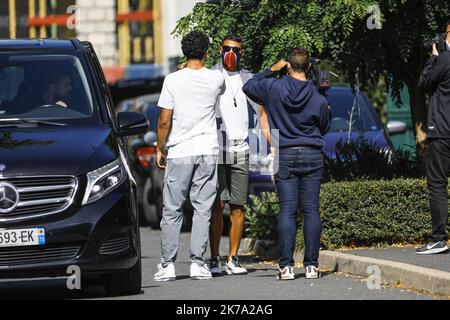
[0,119,67,127]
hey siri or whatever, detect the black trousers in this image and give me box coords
[427,139,450,242]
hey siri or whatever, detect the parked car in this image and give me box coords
[118,94,276,229]
[109,64,164,106]
[116,94,168,229]
[0,39,149,296]
[324,86,407,159]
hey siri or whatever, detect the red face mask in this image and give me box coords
[222,48,241,70]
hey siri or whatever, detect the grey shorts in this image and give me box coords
[217,151,249,206]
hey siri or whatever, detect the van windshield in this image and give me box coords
[0,53,94,120]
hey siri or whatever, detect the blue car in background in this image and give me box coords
[109,64,164,106]
[117,94,165,228]
[324,86,406,159]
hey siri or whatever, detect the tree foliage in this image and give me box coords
[174,0,448,90]
[174,0,450,164]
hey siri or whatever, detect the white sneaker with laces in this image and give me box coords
[305,266,320,279]
[225,256,248,275]
[154,263,176,282]
[276,266,295,280]
[190,263,212,280]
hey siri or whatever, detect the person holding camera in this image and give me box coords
[243,48,331,280]
[416,19,450,255]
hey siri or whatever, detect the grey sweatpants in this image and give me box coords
[160,155,218,267]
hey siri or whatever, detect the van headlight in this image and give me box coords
[82,159,125,205]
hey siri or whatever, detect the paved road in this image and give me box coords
[0,228,439,300]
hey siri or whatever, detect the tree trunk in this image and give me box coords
[407,82,428,171]
[405,39,430,173]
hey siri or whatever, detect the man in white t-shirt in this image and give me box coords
[208,34,260,276]
[154,31,225,282]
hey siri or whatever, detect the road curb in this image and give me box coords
[241,238,450,297]
[319,251,450,297]
[241,238,278,258]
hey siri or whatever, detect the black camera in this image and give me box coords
[308,58,330,96]
[423,33,448,54]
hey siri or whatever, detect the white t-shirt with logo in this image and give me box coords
[158,67,225,159]
[216,69,249,153]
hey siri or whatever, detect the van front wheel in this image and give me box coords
[103,258,142,297]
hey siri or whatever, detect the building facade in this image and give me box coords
[3,0,203,80]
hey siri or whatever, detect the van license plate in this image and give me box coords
[0,228,46,247]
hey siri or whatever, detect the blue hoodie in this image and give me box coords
[243,69,331,149]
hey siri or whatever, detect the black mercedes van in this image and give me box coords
[0,39,148,296]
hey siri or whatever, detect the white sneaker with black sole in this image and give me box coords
[209,256,222,275]
[154,263,176,282]
[305,266,321,279]
[415,241,449,255]
[225,256,247,275]
[276,266,295,280]
[190,263,213,280]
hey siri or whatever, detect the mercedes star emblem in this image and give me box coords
[0,182,19,214]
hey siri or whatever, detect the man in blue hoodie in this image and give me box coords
[243,48,331,280]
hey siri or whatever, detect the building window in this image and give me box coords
[1,0,29,39]
[117,0,158,66]
[15,1,29,38]
[0,3,10,38]
[28,0,76,39]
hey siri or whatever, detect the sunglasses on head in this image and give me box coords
[222,46,241,54]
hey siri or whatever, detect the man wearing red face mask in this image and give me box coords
[209,34,260,276]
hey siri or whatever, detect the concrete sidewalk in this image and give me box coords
[242,239,450,298]
[339,246,450,273]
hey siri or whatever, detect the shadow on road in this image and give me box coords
[0,278,109,300]
[0,247,288,299]
[253,270,334,279]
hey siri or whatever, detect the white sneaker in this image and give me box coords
[190,263,212,280]
[305,266,320,279]
[276,266,295,280]
[209,256,222,275]
[225,256,248,275]
[154,263,176,282]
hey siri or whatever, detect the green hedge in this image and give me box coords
[245,179,448,250]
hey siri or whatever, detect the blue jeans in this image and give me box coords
[275,147,324,269]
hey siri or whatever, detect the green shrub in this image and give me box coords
[245,192,280,241]
[245,179,447,250]
[325,139,422,181]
